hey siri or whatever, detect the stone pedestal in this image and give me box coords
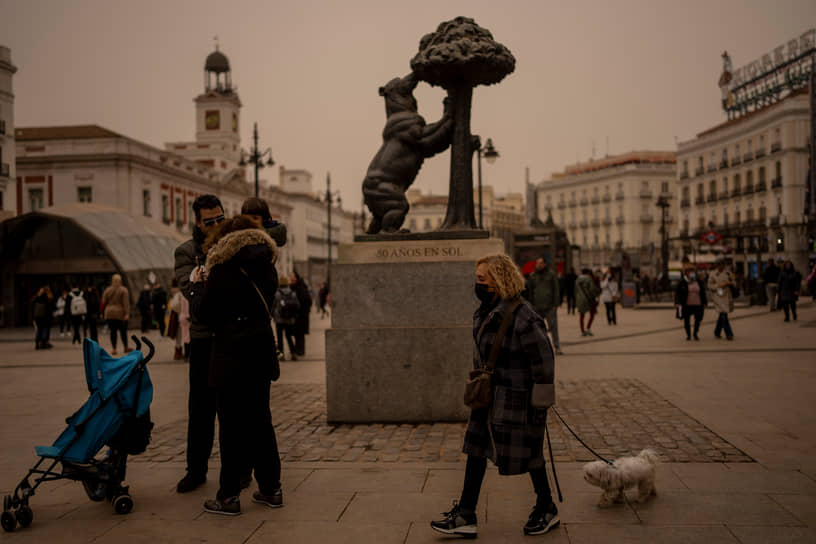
[325,237,504,423]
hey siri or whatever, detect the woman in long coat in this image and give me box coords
[430,254,558,538]
[189,215,283,515]
[708,259,735,340]
[575,268,599,336]
[778,260,801,322]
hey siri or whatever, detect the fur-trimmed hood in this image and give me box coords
[205,228,278,269]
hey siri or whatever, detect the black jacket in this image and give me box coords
[174,236,210,339]
[137,290,152,314]
[189,228,279,387]
[778,268,802,302]
[674,277,707,308]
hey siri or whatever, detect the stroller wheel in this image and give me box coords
[113,495,133,515]
[1,510,16,532]
[16,506,33,528]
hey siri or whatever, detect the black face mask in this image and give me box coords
[474,283,494,303]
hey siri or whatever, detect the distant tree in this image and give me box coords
[411,16,515,230]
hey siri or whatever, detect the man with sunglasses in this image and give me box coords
[174,194,229,493]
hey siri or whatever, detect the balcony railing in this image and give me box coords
[731,187,742,197]
[568,221,577,229]
[680,171,689,180]
[601,193,611,202]
[755,148,766,158]
[591,218,600,227]
[744,184,754,194]
[0,162,9,178]
[719,191,729,200]
[680,198,690,208]
[557,201,566,209]
[579,219,588,228]
[743,152,754,162]
[615,191,625,200]
[771,177,782,188]
[771,142,781,153]
[615,216,625,225]
[695,196,705,205]
[568,200,577,208]
[639,189,653,199]
[602,217,612,226]
[579,198,589,206]
[695,166,704,176]
[756,180,767,192]
[640,214,654,223]
[707,165,718,173]
[719,159,728,169]
[590,195,600,204]
[706,193,717,202]
[730,157,741,166]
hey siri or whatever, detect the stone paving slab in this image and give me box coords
[563,525,741,544]
[632,491,805,526]
[727,526,816,544]
[247,521,409,544]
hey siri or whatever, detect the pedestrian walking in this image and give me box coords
[575,268,599,336]
[32,286,55,350]
[674,265,707,341]
[600,269,619,325]
[778,260,802,322]
[101,274,130,354]
[318,282,329,318]
[66,284,87,345]
[55,289,68,337]
[290,271,311,357]
[565,267,577,314]
[151,282,168,335]
[524,257,563,355]
[763,258,781,311]
[137,285,152,333]
[273,276,300,361]
[708,258,735,340]
[430,254,558,538]
[174,194,226,493]
[83,285,100,342]
[190,215,283,516]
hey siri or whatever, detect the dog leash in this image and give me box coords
[544,424,563,503]
[551,407,615,466]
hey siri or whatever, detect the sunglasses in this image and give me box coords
[202,215,226,227]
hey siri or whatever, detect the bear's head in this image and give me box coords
[379,73,418,116]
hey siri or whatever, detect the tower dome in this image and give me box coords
[203,44,232,93]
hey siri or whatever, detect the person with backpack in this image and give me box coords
[66,284,88,345]
[273,276,300,361]
[32,286,55,350]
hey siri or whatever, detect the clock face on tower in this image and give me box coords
[232,112,238,133]
[205,110,220,130]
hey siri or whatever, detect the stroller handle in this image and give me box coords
[130,335,156,365]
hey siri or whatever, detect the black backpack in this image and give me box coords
[278,290,300,320]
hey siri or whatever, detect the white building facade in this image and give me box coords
[0,45,16,220]
[536,151,676,274]
[676,29,815,277]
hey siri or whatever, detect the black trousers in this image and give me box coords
[186,336,216,477]
[683,305,704,338]
[154,310,166,335]
[604,302,616,324]
[106,319,128,350]
[216,378,281,500]
[566,293,576,314]
[71,315,84,343]
[140,311,152,333]
[276,323,297,358]
[459,454,552,511]
[781,300,797,320]
[83,315,98,342]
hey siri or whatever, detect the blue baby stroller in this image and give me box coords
[2,336,155,532]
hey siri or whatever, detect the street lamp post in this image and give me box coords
[474,136,499,229]
[324,172,342,280]
[656,196,670,288]
[239,122,275,197]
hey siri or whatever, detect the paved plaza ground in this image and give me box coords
[1,301,815,542]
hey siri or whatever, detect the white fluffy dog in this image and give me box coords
[582,449,659,507]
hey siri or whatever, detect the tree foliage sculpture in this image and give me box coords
[411,16,515,230]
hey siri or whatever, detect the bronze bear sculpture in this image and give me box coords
[362,73,453,234]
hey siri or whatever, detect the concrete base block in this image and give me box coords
[325,237,504,423]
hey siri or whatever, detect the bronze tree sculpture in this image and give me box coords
[411,16,515,230]
[362,73,454,234]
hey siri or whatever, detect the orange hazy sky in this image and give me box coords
[1,0,814,210]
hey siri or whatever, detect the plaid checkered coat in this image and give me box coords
[462,297,555,475]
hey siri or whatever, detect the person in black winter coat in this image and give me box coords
[674,265,708,341]
[290,271,312,356]
[151,283,168,335]
[778,260,802,322]
[83,285,100,342]
[137,285,153,333]
[189,215,282,516]
[32,286,55,349]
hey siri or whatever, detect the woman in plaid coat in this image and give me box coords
[431,254,558,538]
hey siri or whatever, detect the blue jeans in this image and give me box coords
[715,312,733,338]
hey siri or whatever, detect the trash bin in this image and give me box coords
[621,281,637,308]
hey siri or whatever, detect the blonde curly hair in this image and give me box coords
[476,254,525,300]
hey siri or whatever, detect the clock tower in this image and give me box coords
[166,43,243,175]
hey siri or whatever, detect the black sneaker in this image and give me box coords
[523,502,560,535]
[430,501,477,538]
[252,488,283,508]
[176,473,206,493]
[203,496,241,516]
